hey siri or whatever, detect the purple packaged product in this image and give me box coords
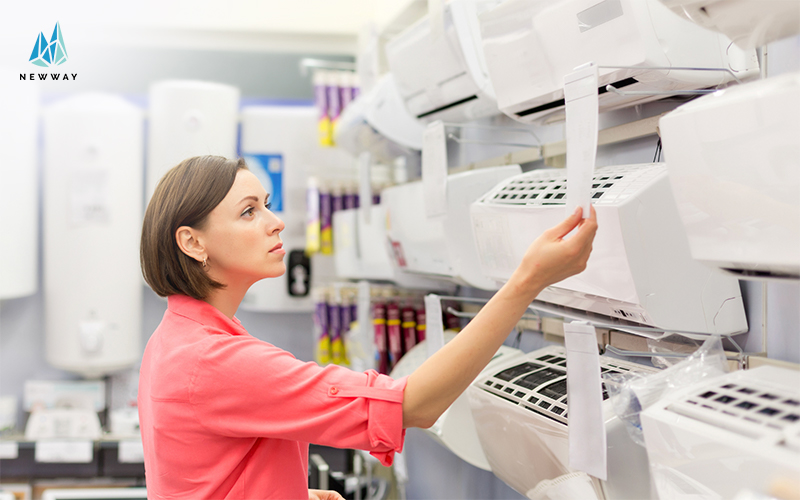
[320,190,332,255]
[314,298,331,364]
[314,78,328,121]
[332,192,344,213]
[372,194,380,205]
[340,302,353,335]
[327,80,341,123]
[340,82,353,110]
[344,192,357,210]
[351,86,360,101]
[401,305,417,353]
[329,302,342,364]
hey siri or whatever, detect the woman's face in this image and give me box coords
[198,169,286,287]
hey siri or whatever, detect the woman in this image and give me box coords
[138,155,597,500]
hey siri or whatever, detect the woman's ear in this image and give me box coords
[175,226,205,263]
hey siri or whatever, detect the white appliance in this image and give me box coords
[468,345,658,498]
[390,331,524,471]
[146,80,239,202]
[239,106,343,312]
[479,0,759,124]
[658,0,800,49]
[383,165,522,290]
[658,71,800,280]
[335,74,425,162]
[43,93,143,377]
[641,366,800,499]
[385,0,503,123]
[0,67,39,299]
[470,164,748,334]
[332,205,455,291]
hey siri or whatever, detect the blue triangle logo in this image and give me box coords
[29,22,68,67]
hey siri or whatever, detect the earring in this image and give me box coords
[202,257,208,268]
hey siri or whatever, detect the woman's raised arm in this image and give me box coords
[402,206,598,429]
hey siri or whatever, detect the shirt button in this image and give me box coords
[329,387,339,395]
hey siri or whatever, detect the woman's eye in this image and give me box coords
[241,207,254,217]
[265,202,272,210]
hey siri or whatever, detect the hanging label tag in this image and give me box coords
[358,152,372,224]
[424,294,445,359]
[564,62,599,219]
[118,439,145,463]
[0,441,18,459]
[422,120,448,218]
[563,321,607,480]
[35,440,93,463]
[429,0,445,41]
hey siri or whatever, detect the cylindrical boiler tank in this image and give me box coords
[146,80,240,202]
[43,93,144,377]
[0,68,39,299]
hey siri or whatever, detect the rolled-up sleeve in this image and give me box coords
[188,333,407,466]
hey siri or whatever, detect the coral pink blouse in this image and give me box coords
[138,295,407,499]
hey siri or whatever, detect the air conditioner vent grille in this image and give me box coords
[480,164,665,207]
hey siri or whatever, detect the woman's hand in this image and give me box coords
[309,489,344,500]
[511,206,598,299]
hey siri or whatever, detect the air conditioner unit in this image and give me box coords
[390,331,524,470]
[383,165,521,290]
[657,0,800,49]
[470,164,748,334]
[385,0,503,123]
[641,365,800,499]
[479,0,759,124]
[658,71,800,280]
[332,204,455,291]
[335,74,425,163]
[468,345,658,498]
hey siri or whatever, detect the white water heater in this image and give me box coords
[43,93,144,377]
[0,68,39,299]
[146,80,239,202]
[239,106,343,312]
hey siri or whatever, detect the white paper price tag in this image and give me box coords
[358,152,372,224]
[0,441,19,459]
[564,62,599,219]
[422,120,448,218]
[563,321,607,480]
[424,294,445,360]
[118,439,145,463]
[35,440,93,463]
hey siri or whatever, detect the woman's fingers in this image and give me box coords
[548,206,585,240]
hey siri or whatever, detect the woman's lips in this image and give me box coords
[269,242,285,254]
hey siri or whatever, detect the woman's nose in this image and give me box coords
[266,210,284,235]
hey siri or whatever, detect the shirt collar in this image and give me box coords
[167,295,248,336]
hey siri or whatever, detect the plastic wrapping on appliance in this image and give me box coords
[603,335,729,446]
[526,471,600,500]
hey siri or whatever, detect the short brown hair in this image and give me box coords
[140,155,248,299]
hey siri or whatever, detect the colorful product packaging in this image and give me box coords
[373,301,389,374]
[387,302,403,369]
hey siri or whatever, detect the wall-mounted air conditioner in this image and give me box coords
[659,71,800,280]
[470,164,748,334]
[468,345,658,498]
[385,0,503,123]
[391,331,523,471]
[657,0,800,49]
[479,0,759,124]
[335,74,425,163]
[332,204,454,291]
[383,165,521,290]
[641,365,800,499]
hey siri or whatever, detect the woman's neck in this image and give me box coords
[203,282,250,319]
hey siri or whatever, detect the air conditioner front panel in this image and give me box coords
[660,71,800,279]
[480,0,758,123]
[469,345,657,497]
[470,164,748,333]
[641,366,800,498]
[386,0,500,122]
